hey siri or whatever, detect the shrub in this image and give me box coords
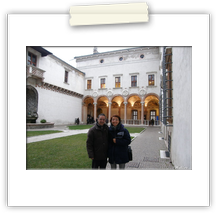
[40,119,46,123]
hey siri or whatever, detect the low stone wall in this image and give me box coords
[27,122,54,129]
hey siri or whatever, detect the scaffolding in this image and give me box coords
[161,47,173,127]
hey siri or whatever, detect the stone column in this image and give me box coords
[141,102,144,125]
[93,102,97,122]
[82,102,86,124]
[108,102,112,124]
[124,102,127,124]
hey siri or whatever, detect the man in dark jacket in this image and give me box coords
[86,113,109,169]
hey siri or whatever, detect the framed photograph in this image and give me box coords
[7,14,209,206]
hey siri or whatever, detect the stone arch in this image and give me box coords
[111,95,124,106]
[126,93,141,107]
[82,96,95,124]
[97,108,102,116]
[144,93,160,123]
[144,93,159,100]
[97,96,109,119]
[27,85,38,113]
[26,85,38,123]
[126,93,141,103]
[111,94,124,100]
[110,95,125,119]
[97,95,108,102]
[126,94,142,123]
[83,95,94,102]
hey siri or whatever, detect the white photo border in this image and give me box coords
[2,3,217,213]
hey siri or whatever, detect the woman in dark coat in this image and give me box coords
[108,115,131,169]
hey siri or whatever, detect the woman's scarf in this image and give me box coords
[110,123,121,131]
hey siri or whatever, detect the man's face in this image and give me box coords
[97,116,106,126]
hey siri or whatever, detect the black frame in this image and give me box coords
[1,0,217,214]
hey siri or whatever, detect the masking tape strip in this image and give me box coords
[69,3,149,26]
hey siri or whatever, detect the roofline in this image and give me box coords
[74,46,158,60]
[50,54,85,75]
[38,47,85,75]
[30,46,52,57]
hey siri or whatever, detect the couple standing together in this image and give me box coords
[86,114,131,169]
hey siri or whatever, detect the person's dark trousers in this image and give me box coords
[92,159,107,169]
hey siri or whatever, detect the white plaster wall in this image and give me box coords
[36,87,82,125]
[76,47,159,68]
[171,47,192,169]
[39,55,85,95]
[77,47,160,97]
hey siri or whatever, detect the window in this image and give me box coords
[100,78,106,88]
[87,80,92,89]
[150,110,156,120]
[115,77,121,88]
[27,52,37,66]
[99,76,107,89]
[148,75,155,85]
[100,59,104,63]
[64,70,68,83]
[140,54,144,59]
[131,76,137,87]
[147,72,156,86]
[119,57,123,61]
[132,110,138,120]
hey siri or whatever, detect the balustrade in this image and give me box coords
[26,65,45,79]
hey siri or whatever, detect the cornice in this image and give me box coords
[36,82,83,98]
[49,54,85,76]
[74,46,159,61]
[77,55,160,70]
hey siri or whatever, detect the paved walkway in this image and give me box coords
[27,125,139,143]
[27,125,174,170]
[27,126,89,143]
[122,126,174,170]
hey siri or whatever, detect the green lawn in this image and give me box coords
[68,124,145,133]
[125,127,145,133]
[26,126,144,169]
[27,130,63,137]
[27,134,91,169]
[68,125,93,130]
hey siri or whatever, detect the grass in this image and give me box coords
[26,125,144,169]
[26,134,91,169]
[27,130,63,137]
[125,127,145,133]
[68,125,93,130]
[68,124,145,133]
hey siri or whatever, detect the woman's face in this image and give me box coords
[111,117,120,127]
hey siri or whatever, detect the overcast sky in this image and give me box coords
[43,46,132,68]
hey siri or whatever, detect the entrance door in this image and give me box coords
[150,110,156,120]
[132,110,138,120]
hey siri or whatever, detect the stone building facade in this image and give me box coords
[26,46,85,125]
[75,47,160,125]
[159,47,192,169]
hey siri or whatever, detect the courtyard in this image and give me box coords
[26,125,174,170]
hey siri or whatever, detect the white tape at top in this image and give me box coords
[69,3,149,26]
